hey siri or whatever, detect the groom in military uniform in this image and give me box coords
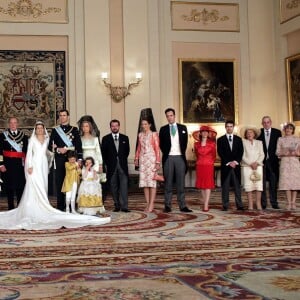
[49,109,82,211]
[0,117,28,210]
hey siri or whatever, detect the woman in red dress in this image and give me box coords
[193,125,217,212]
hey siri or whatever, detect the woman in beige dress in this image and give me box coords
[276,123,300,210]
[241,126,264,210]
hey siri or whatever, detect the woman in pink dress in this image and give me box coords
[193,125,217,212]
[134,118,161,212]
[276,123,300,210]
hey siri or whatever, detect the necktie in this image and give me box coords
[12,131,16,136]
[171,124,176,137]
[228,135,233,149]
[265,130,270,149]
[114,134,119,151]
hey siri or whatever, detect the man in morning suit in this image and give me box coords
[101,119,130,212]
[48,109,83,211]
[217,120,244,211]
[159,108,192,213]
[0,117,28,210]
[257,116,281,209]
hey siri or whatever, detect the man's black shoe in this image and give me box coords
[113,208,120,212]
[237,207,245,211]
[163,206,172,213]
[180,207,193,213]
[222,207,228,211]
[121,208,130,212]
[272,205,280,209]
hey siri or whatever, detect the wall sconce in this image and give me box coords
[101,72,142,102]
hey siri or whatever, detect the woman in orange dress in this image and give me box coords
[193,125,217,212]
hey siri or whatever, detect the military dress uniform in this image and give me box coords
[0,130,28,209]
[48,124,82,211]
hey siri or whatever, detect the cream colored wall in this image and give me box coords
[84,0,110,133]
[287,29,300,56]
[247,0,283,127]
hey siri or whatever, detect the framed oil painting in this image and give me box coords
[0,50,66,130]
[286,53,300,124]
[179,59,237,125]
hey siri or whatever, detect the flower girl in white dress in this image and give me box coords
[77,157,105,215]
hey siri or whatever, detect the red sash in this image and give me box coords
[3,151,26,158]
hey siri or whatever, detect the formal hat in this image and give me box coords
[192,125,217,141]
[240,125,260,139]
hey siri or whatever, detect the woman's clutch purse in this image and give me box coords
[250,170,261,182]
[153,173,164,182]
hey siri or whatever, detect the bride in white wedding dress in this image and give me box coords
[0,121,111,230]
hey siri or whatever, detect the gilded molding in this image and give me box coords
[286,0,300,9]
[0,0,61,18]
[181,8,229,25]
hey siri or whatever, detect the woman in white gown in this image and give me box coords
[0,121,110,230]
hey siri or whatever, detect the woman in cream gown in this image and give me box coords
[77,120,105,215]
[0,121,110,230]
[241,126,264,210]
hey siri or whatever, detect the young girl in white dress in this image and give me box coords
[77,157,105,215]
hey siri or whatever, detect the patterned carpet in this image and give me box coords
[0,189,299,299]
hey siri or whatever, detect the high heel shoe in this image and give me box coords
[202,208,209,212]
[291,203,296,210]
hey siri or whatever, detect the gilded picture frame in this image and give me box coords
[280,0,300,24]
[179,59,238,125]
[171,1,240,32]
[286,53,300,124]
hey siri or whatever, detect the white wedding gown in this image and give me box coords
[0,135,111,230]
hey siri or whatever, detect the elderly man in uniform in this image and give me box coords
[0,117,28,210]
